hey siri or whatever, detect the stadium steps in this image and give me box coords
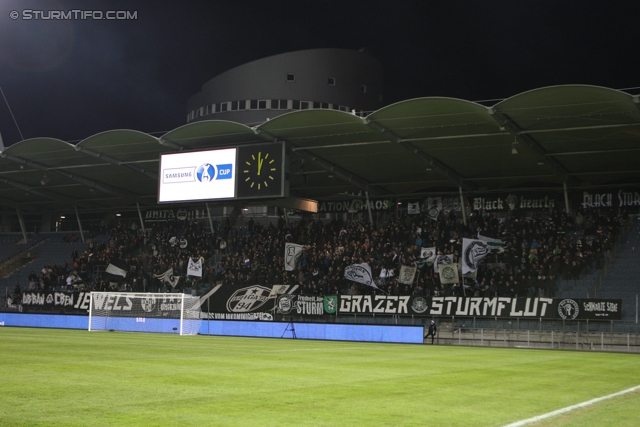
[0,239,46,279]
[593,217,640,321]
[556,271,600,299]
[0,236,91,301]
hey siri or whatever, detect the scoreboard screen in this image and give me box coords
[158,143,285,203]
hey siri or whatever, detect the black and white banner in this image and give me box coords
[398,265,417,285]
[144,208,208,222]
[407,202,420,214]
[14,291,623,321]
[276,295,327,316]
[426,197,442,220]
[317,198,392,213]
[556,298,622,320]
[337,296,622,319]
[471,193,558,211]
[187,257,202,277]
[579,189,640,209]
[420,247,437,264]
[438,263,459,284]
[20,291,91,312]
[198,285,278,321]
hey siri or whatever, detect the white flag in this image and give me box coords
[434,254,454,273]
[478,233,505,252]
[420,247,437,264]
[398,265,417,285]
[154,268,180,288]
[187,257,202,277]
[105,260,127,278]
[407,202,420,214]
[284,243,304,271]
[439,263,459,284]
[462,238,499,274]
[344,263,378,289]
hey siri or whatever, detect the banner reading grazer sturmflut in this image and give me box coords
[337,296,622,320]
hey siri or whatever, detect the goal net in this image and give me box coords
[88,292,202,335]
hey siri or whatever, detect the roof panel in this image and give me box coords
[369,97,502,140]
[162,120,259,149]
[495,85,640,132]
[259,109,371,140]
[78,130,165,162]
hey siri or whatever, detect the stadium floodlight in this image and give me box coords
[88,292,202,335]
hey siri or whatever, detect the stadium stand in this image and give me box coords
[593,216,640,321]
[2,210,638,327]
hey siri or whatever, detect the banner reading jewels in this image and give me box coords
[337,296,622,320]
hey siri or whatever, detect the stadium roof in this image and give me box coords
[1,84,639,214]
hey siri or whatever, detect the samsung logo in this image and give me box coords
[166,172,192,179]
[163,167,196,184]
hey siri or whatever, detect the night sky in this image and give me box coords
[0,0,638,147]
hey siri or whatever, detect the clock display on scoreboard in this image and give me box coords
[236,143,285,199]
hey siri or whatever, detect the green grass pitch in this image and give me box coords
[1,327,639,427]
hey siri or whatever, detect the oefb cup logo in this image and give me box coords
[196,164,216,182]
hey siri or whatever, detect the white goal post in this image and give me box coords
[88,292,202,335]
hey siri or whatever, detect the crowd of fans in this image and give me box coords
[7,207,627,307]
[208,208,623,299]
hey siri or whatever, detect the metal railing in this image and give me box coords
[434,327,640,353]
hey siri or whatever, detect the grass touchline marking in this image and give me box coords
[502,384,640,427]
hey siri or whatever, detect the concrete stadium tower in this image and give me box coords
[186,48,384,126]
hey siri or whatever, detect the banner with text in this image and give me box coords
[317,198,392,213]
[337,296,622,320]
[276,295,328,316]
[20,291,91,312]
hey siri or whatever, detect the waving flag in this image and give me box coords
[462,238,500,274]
[284,243,304,271]
[154,268,180,288]
[344,263,378,289]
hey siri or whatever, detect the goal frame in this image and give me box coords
[88,292,201,335]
